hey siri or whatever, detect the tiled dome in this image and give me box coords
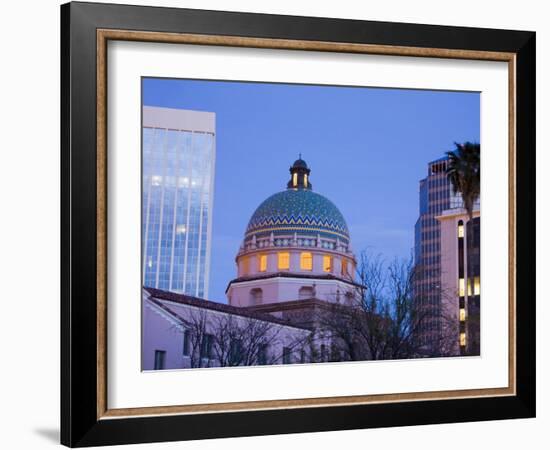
[245,188,350,244]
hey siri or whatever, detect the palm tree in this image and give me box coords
[446,142,480,220]
[445,142,480,354]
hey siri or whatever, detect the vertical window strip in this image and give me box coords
[168,129,181,291]
[154,128,168,289]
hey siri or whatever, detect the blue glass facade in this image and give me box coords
[142,108,216,298]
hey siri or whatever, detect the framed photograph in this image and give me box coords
[61,1,536,447]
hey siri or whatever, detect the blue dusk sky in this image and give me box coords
[143,78,480,303]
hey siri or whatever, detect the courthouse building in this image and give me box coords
[142,158,362,370]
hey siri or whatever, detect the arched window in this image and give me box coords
[241,256,249,275]
[300,252,312,270]
[341,258,349,277]
[249,288,263,305]
[278,252,290,270]
[299,286,314,300]
[323,255,332,273]
[258,254,267,272]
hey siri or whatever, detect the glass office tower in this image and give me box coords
[142,106,216,298]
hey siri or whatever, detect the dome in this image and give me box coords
[292,158,308,169]
[245,188,350,244]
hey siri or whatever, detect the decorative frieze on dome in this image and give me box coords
[245,189,350,244]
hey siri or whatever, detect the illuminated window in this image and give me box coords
[300,252,312,270]
[459,278,465,297]
[460,332,466,347]
[323,255,332,273]
[258,254,267,272]
[176,224,186,234]
[457,221,464,238]
[459,308,466,321]
[304,174,308,186]
[292,173,298,187]
[467,276,481,296]
[278,252,290,270]
[241,256,249,275]
[151,175,162,186]
[341,258,349,276]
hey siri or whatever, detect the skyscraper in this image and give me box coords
[414,156,479,355]
[414,157,452,352]
[142,106,216,298]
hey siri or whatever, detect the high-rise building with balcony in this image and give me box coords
[437,209,480,356]
[142,106,216,298]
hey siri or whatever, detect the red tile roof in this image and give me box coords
[144,287,312,330]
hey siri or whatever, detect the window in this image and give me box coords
[229,339,243,365]
[200,334,213,359]
[258,344,268,365]
[299,286,314,300]
[249,288,263,305]
[300,252,312,270]
[292,173,298,187]
[459,278,465,297]
[300,348,306,364]
[282,347,291,364]
[241,256,249,275]
[459,308,466,321]
[323,255,332,273]
[460,332,467,347]
[304,174,308,186]
[341,258,349,276]
[182,330,191,356]
[278,252,290,270]
[457,220,464,238]
[154,350,166,370]
[466,276,481,296]
[258,254,267,272]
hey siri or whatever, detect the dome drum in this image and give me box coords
[240,233,352,255]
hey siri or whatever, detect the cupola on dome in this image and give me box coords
[244,158,350,246]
